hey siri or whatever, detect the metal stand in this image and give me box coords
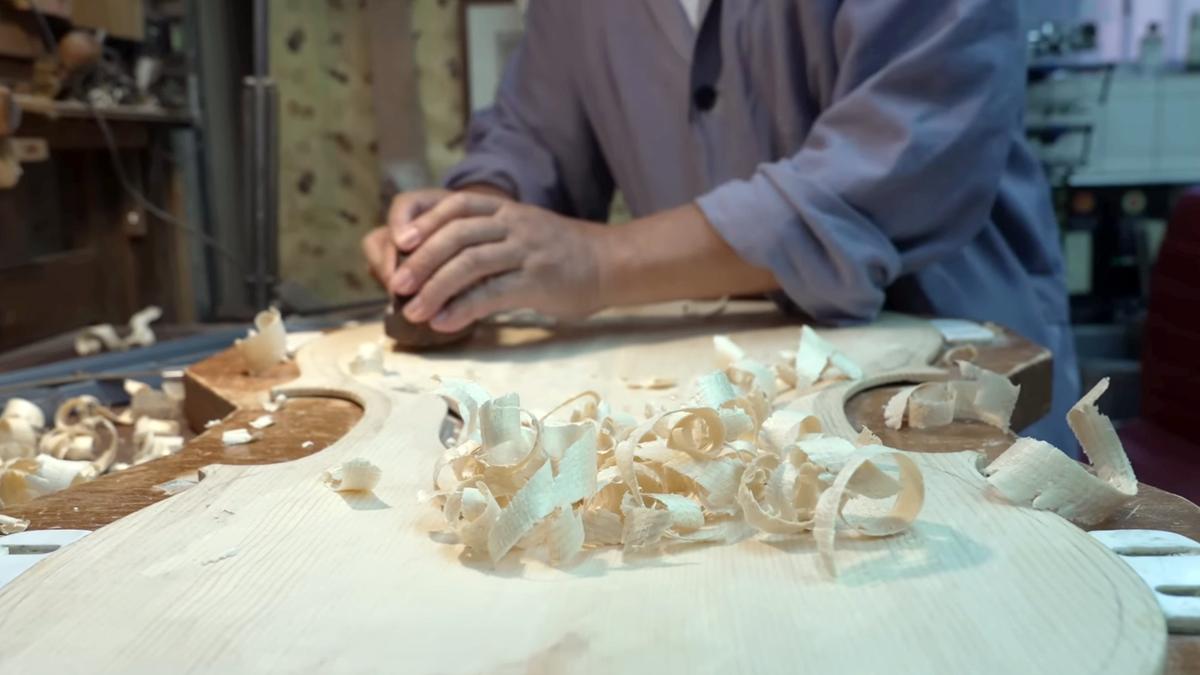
[242,0,279,310]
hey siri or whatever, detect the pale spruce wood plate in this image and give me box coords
[0,303,1165,674]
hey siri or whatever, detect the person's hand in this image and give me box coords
[361,188,452,288]
[390,192,611,333]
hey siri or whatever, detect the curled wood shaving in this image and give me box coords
[814,448,924,577]
[235,307,288,375]
[883,385,918,430]
[260,393,287,413]
[984,378,1137,526]
[713,335,746,368]
[0,455,97,506]
[349,342,385,376]
[0,417,38,461]
[0,512,30,534]
[796,326,864,385]
[71,307,158,355]
[125,379,182,421]
[434,378,494,446]
[425,332,924,576]
[907,383,956,429]
[953,362,1019,429]
[1,383,183,505]
[322,458,382,493]
[125,306,163,349]
[73,306,162,356]
[887,363,1019,432]
[133,434,183,466]
[134,417,180,441]
[939,344,979,366]
[3,398,45,430]
[854,426,882,447]
[74,324,122,356]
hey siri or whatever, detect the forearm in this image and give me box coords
[595,203,778,307]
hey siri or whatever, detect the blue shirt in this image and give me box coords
[445,0,1080,449]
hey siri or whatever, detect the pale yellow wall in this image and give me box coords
[412,0,469,182]
[272,0,383,304]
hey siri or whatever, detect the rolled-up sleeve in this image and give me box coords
[443,0,613,221]
[697,1,1022,323]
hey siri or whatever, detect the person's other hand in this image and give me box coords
[361,188,452,288]
[390,192,610,333]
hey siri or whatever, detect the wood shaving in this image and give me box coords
[221,429,255,446]
[235,307,288,375]
[125,380,181,421]
[133,435,183,465]
[680,296,730,318]
[907,383,956,429]
[883,385,918,430]
[160,373,185,401]
[0,513,29,535]
[939,344,979,366]
[124,306,163,349]
[621,377,677,390]
[40,413,118,472]
[349,342,386,376]
[134,417,180,441]
[795,326,864,386]
[854,426,882,447]
[260,393,287,413]
[952,362,1019,429]
[983,378,1137,526]
[249,415,274,430]
[74,324,122,356]
[425,331,924,576]
[887,363,1018,431]
[322,458,382,493]
[0,417,38,461]
[0,382,185,505]
[2,398,45,431]
[0,455,97,506]
[713,335,746,368]
[814,447,924,577]
[73,306,162,356]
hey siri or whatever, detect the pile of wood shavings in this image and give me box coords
[425,329,925,577]
[882,356,1139,526]
[0,379,186,533]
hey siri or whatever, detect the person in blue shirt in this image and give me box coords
[362,0,1078,447]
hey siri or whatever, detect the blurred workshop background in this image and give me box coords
[0,1,1197,441]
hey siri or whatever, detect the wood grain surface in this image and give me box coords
[0,306,1172,674]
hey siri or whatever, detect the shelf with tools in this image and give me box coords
[2,88,190,156]
[12,93,192,125]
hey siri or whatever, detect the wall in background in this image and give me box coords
[270,0,381,307]
[411,0,468,185]
[267,0,476,308]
